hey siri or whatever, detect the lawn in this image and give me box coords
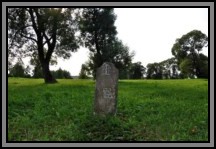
[8,78,208,141]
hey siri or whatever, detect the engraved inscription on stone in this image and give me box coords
[102,63,111,75]
[103,88,114,99]
[94,62,119,115]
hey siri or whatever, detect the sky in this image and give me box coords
[47,8,208,76]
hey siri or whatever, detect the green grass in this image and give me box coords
[8,78,208,141]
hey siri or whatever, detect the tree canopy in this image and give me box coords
[171,30,208,78]
[78,8,135,79]
[8,8,79,83]
[9,59,31,78]
[78,64,90,79]
[78,8,118,78]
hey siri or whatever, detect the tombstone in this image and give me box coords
[94,62,119,115]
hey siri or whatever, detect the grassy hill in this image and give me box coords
[8,78,208,141]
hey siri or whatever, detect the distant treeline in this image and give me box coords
[8,55,208,80]
[8,62,72,79]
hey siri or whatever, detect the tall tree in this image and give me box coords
[146,63,163,79]
[78,8,118,78]
[171,30,208,78]
[180,54,208,79]
[8,8,79,83]
[112,40,135,79]
[79,64,89,79]
[129,62,145,79]
[30,49,57,78]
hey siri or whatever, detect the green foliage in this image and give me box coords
[79,8,117,53]
[87,39,134,79]
[33,64,43,78]
[79,64,89,79]
[146,63,163,79]
[8,78,208,141]
[180,58,194,78]
[159,57,179,79]
[171,30,208,78]
[112,40,135,79]
[51,68,72,79]
[9,62,25,77]
[9,60,31,78]
[8,8,79,83]
[129,62,145,79]
[8,8,79,59]
[79,8,134,79]
[197,54,208,78]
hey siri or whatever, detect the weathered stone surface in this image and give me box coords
[94,62,119,115]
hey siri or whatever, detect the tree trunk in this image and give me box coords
[42,61,57,83]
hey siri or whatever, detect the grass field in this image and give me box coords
[8,78,208,141]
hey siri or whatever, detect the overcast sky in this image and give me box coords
[49,8,208,76]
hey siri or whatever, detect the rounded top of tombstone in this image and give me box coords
[101,62,117,69]
[96,62,119,78]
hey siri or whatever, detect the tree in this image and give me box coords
[171,30,208,78]
[62,70,72,79]
[78,8,118,78]
[179,58,194,78]
[56,68,64,79]
[159,57,179,79]
[9,60,25,77]
[146,63,163,79]
[129,62,145,79]
[79,64,89,79]
[180,54,208,79]
[9,58,32,78]
[9,63,25,77]
[86,38,134,79]
[51,68,72,79]
[197,54,208,78]
[33,64,43,78]
[8,8,79,83]
[146,58,179,80]
[112,40,135,79]
[30,49,57,78]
